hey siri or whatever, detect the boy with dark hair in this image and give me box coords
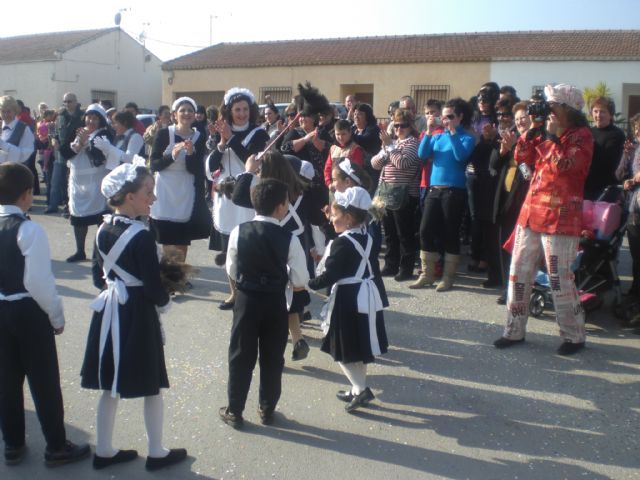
[0,162,90,466]
[219,178,309,428]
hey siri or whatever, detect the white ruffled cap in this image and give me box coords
[85,103,108,123]
[224,87,256,106]
[338,158,362,185]
[299,160,315,180]
[171,96,197,112]
[544,83,585,111]
[334,186,372,211]
[101,163,141,199]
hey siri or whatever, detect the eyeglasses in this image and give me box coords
[394,123,409,129]
[496,112,513,118]
[444,114,456,120]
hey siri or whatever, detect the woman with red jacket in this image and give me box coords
[493,84,593,356]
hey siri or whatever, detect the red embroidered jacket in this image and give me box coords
[514,126,593,236]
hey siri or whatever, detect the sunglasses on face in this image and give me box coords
[444,114,456,120]
[496,112,513,118]
[394,123,409,129]
[287,113,297,118]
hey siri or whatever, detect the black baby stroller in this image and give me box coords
[529,185,627,318]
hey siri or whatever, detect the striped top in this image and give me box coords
[371,136,421,197]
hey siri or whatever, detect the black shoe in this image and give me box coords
[302,310,312,321]
[380,265,399,277]
[145,448,187,471]
[345,388,375,413]
[336,390,354,403]
[557,341,585,356]
[496,293,507,305]
[493,337,525,349]
[214,252,226,267]
[292,339,310,361]
[219,406,243,429]
[44,440,90,467]
[5,445,26,466]
[257,407,275,426]
[44,208,58,214]
[394,271,414,282]
[93,449,138,469]
[218,300,235,310]
[482,279,502,288]
[65,252,86,263]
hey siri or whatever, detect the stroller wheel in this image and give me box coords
[529,291,546,318]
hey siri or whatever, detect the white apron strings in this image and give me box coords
[320,231,383,356]
[280,194,305,237]
[88,217,145,398]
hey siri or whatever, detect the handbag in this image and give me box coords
[375,178,408,211]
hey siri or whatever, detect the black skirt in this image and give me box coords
[70,211,108,227]
[80,287,169,398]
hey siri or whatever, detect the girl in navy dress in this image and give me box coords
[81,163,186,471]
[307,186,388,412]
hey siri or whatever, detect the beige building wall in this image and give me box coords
[163,62,490,117]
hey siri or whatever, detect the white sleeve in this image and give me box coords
[288,235,310,288]
[1,127,35,164]
[17,221,65,329]
[121,133,144,164]
[225,226,240,280]
[310,225,326,256]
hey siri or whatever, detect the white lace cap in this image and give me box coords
[223,87,256,106]
[299,160,315,180]
[338,158,362,185]
[85,103,108,123]
[171,96,197,112]
[334,186,371,211]
[101,163,141,199]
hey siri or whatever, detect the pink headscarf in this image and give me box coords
[544,84,585,111]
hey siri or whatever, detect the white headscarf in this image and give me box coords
[334,186,372,211]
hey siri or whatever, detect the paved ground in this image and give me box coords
[2,196,640,479]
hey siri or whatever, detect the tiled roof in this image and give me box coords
[163,30,640,70]
[0,28,118,64]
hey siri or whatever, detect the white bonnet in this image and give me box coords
[334,186,371,211]
[100,158,147,199]
[224,87,256,106]
[85,103,108,123]
[171,96,197,112]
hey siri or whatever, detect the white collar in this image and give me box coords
[253,215,280,225]
[2,118,18,130]
[231,122,249,132]
[0,205,26,216]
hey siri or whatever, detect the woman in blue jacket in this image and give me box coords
[410,98,475,291]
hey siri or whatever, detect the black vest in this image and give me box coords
[235,221,290,293]
[0,214,27,296]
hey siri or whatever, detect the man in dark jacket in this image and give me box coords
[45,93,84,214]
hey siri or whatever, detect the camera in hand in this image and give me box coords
[526,96,551,123]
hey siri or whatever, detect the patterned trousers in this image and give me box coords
[504,225,586,343]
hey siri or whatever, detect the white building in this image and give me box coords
[0,28,162,113]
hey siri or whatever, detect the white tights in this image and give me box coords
[96,391,170,458]
[338,361,367,395]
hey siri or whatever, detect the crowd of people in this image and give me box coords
[0,80,634,470]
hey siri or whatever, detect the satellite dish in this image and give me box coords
[114,12,121,26]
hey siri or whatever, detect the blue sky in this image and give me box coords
[4,0,640,60]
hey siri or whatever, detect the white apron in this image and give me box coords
[67,130,109,217]
[212,127,262,234]
[88,217,144,397]
[150,126,199,222]
[319,230,383,356]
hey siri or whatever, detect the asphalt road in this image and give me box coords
[2,196,639,479]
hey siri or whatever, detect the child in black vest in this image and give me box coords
[219,178,309,428]
[0,162,90,466]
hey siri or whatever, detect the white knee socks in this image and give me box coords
[96,392,119,457]
[338,361,367,395]
[144,394,169,458]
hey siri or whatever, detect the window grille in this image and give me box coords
[259,87,292,104]
[410,85,450,109]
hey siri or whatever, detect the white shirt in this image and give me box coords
[0,118,35,164]
[0,205,65,329]
[116,128,144,164]
[226,215,309,288]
